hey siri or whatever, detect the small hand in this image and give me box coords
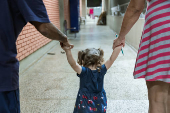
[60,42,73,51]
[61,41,74,50]
[113,37,125,50]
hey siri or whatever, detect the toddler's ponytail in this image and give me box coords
[77,50,85,65]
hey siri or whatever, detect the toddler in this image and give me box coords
[61,43,123,113]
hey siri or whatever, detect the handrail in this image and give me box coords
[119,2,129,7]
[111,2,146,18]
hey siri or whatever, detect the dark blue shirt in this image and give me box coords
[0,0,50,91]
[73,65,107,113]
[78,64,107,93]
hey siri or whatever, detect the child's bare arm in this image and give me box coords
[65,49,82,74]
[105,45,123,70]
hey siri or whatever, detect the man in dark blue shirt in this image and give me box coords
[0,0,73,112]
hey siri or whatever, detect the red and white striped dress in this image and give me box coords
[134,0,170,83]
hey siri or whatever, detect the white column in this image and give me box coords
[102,0,105,12]
[80,0,82,17]
[105,0,109,12]
[82,0,87,17]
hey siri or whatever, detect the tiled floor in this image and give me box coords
[20,18,149,113]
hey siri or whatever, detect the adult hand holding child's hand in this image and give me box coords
[62,41,74,49]
[60,42,74,51]
[113,37,125,50]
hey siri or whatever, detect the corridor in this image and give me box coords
[20,22,149,113]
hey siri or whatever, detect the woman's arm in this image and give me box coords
[65,49,82,74]
[113,0,145,49]
[105,45,123,70]
[119,0,145,39]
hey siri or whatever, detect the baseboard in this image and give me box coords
[125,41,138,53]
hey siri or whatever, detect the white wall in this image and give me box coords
[107,15,145,51]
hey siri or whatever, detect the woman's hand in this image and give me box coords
[113,37,125,50]
[111,0,145,50]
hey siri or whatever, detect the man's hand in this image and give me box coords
[113,37,125,50]
[60,42,74,51]
[62,41,74,49]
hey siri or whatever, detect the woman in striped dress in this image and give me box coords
[113,0,170,113]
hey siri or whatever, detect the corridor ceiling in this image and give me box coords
[87,0,102,7]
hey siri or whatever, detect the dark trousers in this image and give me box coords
[0,89,20,113]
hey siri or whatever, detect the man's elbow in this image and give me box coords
[32,22,49,36]
[38,24,49,37]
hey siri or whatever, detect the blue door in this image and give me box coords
[69,0,80,32]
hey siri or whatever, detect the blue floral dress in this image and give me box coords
[73,64,107,113]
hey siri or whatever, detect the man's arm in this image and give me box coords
[31,22,73,47]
